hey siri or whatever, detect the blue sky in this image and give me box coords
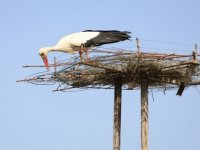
[0,0,200,150]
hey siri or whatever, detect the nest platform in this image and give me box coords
[18,49,200,93]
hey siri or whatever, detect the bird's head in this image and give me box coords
[39,47,50,71]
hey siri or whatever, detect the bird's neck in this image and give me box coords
[42,46,74,53]
[44,47,56,52]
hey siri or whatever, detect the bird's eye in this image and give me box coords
[41,52,44,56]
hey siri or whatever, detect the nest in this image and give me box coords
[17,49,200,93]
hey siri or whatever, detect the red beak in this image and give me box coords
[42,56,50,71]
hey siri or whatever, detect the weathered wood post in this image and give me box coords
[136,38,141,54]
[141,76,149,150]
[113,82,122,150]
[193,44,198,62]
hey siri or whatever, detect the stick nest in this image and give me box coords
[18,49,200,92]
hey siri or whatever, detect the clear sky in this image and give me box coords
[0,0,200,150]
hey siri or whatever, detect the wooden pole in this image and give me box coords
[195,44,198,54]
[141,76,149,150]
[113,82,122,150]
[192,44,198,63]
[136,38,141,54]
[54,57,57,73]
[195,44,198,61]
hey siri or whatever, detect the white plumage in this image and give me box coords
[39,30,131,70]
[57,32,100,48]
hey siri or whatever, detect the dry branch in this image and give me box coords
[17,49,200,93]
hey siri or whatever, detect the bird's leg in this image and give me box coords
[81,44,90,60]
[85,49,89,60]
[80,44,85,61]
[85,48,90,60]
[79,45,84,61]
[79,50,83,60]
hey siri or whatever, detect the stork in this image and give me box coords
[39,30,131,70]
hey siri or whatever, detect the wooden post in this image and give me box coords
[141,77,149,150]
[195,44,198,54]
[136,38,141,54]
[192,44,198,63]
[53,57,57,79]
[54,57,57,73]
[113,82,122,150]
[195,44,198,61]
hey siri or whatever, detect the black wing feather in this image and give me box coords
[82,30,131,47]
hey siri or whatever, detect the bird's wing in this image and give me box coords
[68,32,100,47]
[82,30,131,47]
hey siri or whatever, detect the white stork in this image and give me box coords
[39,30,131,70]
